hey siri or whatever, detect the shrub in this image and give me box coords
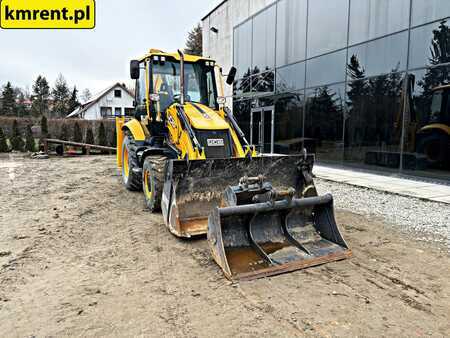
[0,127,9,152]
[85,127,95,145]
[59,123,69,141]
[25,125,36,152]
[110,128,117,148]
[10,120,24,151]
[73,122,83,143]
[98,122,107,146]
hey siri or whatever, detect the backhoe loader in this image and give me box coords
[116,49,351,280]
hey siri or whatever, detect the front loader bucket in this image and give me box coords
[208,193,351,281]
[161,155,314,238]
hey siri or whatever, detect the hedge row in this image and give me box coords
[0,117,117,152]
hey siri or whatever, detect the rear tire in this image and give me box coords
[122,135,142,191]
[143,155,167,212]
[417,133,450,168]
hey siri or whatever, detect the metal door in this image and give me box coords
[250,106,275,154]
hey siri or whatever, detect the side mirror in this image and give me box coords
[130,60,140,80]
[226,67,237,85]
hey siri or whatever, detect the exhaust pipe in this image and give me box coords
[177,49,185,105]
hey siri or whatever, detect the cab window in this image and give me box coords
[135,62,147,107]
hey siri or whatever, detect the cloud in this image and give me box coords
[0,0,216,93]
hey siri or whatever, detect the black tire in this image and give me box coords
[121,135,142,191]
[417,132,450,168]
[142,155,167,212]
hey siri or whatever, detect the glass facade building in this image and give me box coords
[232,0,450,179]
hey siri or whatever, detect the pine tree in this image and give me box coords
[68,86,80,113]
[73,122,83,143]
[31,75,50,117]
[52,74,70,118]
[81,88,92,103]
[59,123,69,141]
[184,23,202,56]
[15,89,29,117]
[41,115,49,138]
[0,127,9,152]
[97,122,107,146]
[10,120,24,151]
[85,127,95,145]
[347,54,368,107]
[25,125,36,152]
[1,82,17,116]
[307,86,343,141]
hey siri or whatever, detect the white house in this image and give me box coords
[67,83,134,120]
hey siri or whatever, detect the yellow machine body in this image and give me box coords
[116,49,350,281]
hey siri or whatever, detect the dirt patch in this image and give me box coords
[0,155,449,337]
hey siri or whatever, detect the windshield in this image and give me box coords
[152,60,218,110]
[430,89,450,124]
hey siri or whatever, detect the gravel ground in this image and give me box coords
[316,178,450,251]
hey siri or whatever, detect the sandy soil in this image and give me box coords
[0,155,449,337]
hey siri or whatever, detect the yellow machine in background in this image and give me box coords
[416,85,450,168]
[116,49,351,280]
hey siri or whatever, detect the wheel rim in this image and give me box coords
[144,170,153,200]
[123,146,129,179]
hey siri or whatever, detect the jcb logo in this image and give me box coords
[0,0,95,29]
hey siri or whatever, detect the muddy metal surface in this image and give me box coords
[0,155,449,337]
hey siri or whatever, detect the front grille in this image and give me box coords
[195,130,233,159]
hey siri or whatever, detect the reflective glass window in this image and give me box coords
[408,66,450,130]
[251,71,275,94]
[276,0,307,67]
[252,5,276,74]
[348,31,408,78]
[304,83,346,162]
[344,73,404,167]
[349,0,410,45]
[233,77,252,97]
[403,67,450,174]
[276,62,305,93]
[307,0,349,58]
[233,20,252,78]
[306,50,347,88]
[409,20,450,69]
[412,0,450,27]
[274,93,305,154]
[233,99,252,139]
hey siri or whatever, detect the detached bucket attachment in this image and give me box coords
[161,155,314,238]
[208,178,351,281]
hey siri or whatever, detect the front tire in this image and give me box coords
[122,135,142,191]
[143,155,167,212]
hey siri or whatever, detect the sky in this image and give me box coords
[0,0,218,96]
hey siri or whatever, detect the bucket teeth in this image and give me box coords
[208,177,352,281]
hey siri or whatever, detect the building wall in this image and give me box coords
[83,86,134,120]
[202,0,276,101]
[202,0,450,180]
